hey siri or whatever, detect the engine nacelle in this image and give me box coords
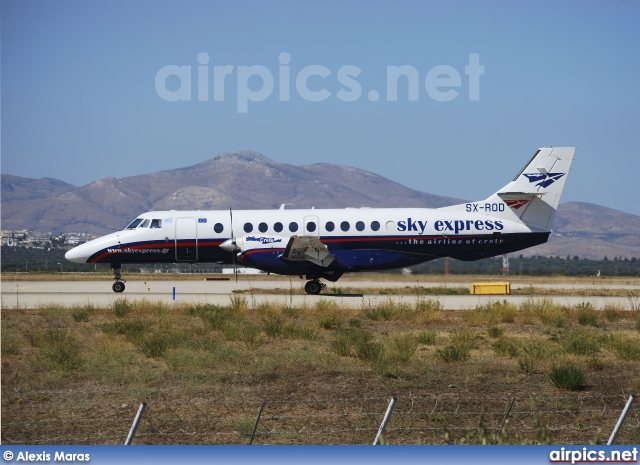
[220,235,288,255]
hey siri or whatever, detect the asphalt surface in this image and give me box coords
[2,279,638,309]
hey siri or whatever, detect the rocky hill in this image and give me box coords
[2,150,639,259]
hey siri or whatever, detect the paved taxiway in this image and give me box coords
[2,279,638,309]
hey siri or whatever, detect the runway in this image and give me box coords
[2,278,638,309]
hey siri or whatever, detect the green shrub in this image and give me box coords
[40,329,82,371]
[487,326,505,338]
[1,338,19,356]
[586,356,606,371]
[523,298,570,327]
[223,320,262,348]
[330,327,374,358]
[229,295,248,311]
[605,334,640,360]
[314,298,338,312]
[417,330,437,345]
[517,354,536,373]
[576,302,599,327]
[521,339,550,360]
[391,335,418,362]
[492,337,520,357]
[559,328,600,356]
[113,298,133,317]
[603,304,623,322]
[72,309,91,322]
[102,319,146,340]
[262,314,284,338]
[288,325,317,341]
[362,299,399,321]
[436,343,471,363]
[189,304,235,331]
[318,314,343,330]
[450,328,478,348]
[549,364,585,390]
[329,334,351,357]
[356,340,386,364]
[466,300,517,326]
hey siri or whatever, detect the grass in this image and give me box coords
[3,285,640,445]
[435,343,471,363]
[27,328,83,372]
[604,334,640,360]
[575,302,599,327]
[549,364,586,391]
[417,329,437,345]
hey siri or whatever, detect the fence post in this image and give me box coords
[496,398,516,442]
[607,394,635,445]
[249,401,266,445]
[124,402,147,445]
[373,396,397,445]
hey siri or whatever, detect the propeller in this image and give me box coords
[225,207,238,282]
[231,208,238,282]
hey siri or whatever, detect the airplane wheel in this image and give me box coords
[112,282,125,293]
[305,280,322,295]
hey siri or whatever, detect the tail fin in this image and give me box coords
[485,147,575,230]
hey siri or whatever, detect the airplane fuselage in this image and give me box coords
[65,147,575,293]
[66,207,547,271]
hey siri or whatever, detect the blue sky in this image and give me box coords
[2,0,639,215]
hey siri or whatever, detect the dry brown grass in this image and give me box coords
[2,292,640,445]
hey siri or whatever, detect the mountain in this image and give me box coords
[1,151,462,234]
[2,150,639,259]
[1,174,76,202]
[523,202,640,259]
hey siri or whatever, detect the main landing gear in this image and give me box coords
[304,279,326,295]
[112,264,126,293]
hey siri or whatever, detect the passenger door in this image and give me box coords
[175,217,198,261]
[304,215,320,236]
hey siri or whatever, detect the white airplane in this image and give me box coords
[65,147,575,294]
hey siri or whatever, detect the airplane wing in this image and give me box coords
[282,236,336,267]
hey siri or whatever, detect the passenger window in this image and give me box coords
[150,219,162,228]
[289,222,299,232]
[356,221,365,231]
[140,219,150,228]
[306,221,316,232]
[259,222,268,233]
[244,223,253,233]
[371,221,380,231]
[341,221,350,232]
[214,223,224,233]
[325,221,335,232]
[274,222,283,233]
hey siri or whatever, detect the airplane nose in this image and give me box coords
[65,245,87,263]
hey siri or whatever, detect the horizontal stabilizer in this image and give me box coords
[486,147,575,230]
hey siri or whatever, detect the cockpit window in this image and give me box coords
[125,218,144,229]
[150,219,162,228]
[140,219,151,228]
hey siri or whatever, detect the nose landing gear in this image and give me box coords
[112,264,126,293]
[304,279,326,295]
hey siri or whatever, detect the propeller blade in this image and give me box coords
[230,207,238,283]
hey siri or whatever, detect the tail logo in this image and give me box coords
[523,172,565,188]
[505,199,530,210]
